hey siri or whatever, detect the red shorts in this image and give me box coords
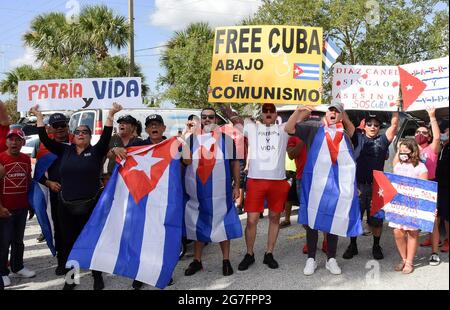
[244,179,291,214]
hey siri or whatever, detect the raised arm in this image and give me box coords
[427,107,440,154]
[385,111,399,143]
[285,106,313,134]
[342,112,355,138]
[96,102,123,157]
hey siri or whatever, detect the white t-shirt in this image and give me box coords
[244,120,289,180]
[393,162,428,178]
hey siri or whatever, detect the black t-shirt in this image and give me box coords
[352,132,390,184]
[294,119,322,151]
[436,143,449,189]
[38,126,113,201]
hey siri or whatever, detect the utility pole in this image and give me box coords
[128,0,134,77]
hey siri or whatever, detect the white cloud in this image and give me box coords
[9,47,41,69]
[150,0,263,30]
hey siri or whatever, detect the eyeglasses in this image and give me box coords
[366,122,380,128]
[201,115,216,120]
[52,123,67,129]
[416,130,429,135]
[262,108,276,114]
[74,129,90,136]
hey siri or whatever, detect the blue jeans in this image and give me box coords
[0,208,28,276]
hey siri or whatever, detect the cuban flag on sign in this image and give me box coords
[28,149,57,256]
[68,137,184,289]
[184,132,242,243]
[293,63,320,80]
[299,124,362,237]
[322,37,342,73]
[371,171,438,233]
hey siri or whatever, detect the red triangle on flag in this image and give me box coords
[293,64,304,78]
[371,170,398,216]
[398,67,427,110]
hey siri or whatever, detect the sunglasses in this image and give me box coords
[201,115,216,120]
[262,108,276,113]
[366,122,380,128]
[74,129,90,136]
[52,123,67,129]
[416,130,429,135]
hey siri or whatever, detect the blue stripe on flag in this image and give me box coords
[295,76,320,81]
[314,164,340,232]
[296,63,320,68]
[221,134,243,240]
[156,159,183,289]
[385,211,434,233]
[299,126,325,225]
[390,195,437,213]
[113,193,147,279]
[326,38,341,55]
[386,173,438,193]
[68,165,120,268]
[195,171,213,242]
[302,70,320,74]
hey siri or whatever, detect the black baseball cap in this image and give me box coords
[145,114,164,126]
[364,112,382,124]
[439,119,449,132]
[48,113,67,125]
[117,115,138,126]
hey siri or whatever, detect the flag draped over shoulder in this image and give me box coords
[184,132,242,243]
[299,124,362,237]
[28,149,57,256]
[68,137,184,289]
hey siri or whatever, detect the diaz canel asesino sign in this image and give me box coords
[208,25,323,105]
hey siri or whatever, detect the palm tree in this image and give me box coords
[0,65,41,95]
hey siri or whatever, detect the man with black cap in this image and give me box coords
[342,108,399,261]
[0,128,35,288]
[105,115,141,182]
[34,112,72,275]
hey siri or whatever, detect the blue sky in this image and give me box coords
[0,0,262,103]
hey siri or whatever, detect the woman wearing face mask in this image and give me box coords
[391,139,428,274]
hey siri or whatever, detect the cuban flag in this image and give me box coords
[322,37,342,73]
[28,149,57,256]
[293,63,320,81]
[184,132,242,243]
[299,124,362,237]
[371,171,438,232]
[68,137,184,289]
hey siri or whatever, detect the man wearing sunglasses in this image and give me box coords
[183,107,242,278]
[342,109,399,261]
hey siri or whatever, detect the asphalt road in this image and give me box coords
[5,208,449,290]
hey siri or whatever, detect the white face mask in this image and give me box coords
[440,132,449,142]
[399,154,410,162]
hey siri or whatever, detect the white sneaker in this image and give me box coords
[10,267,36,278]
[303,258,317,276]
[2,275,11,287]
[326,258,342,275]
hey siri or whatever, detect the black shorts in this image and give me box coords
[358,183,383,228]
[437,186,449,221]
[286,171,298,203]
[239,160,247,189]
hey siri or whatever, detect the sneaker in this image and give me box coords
[263,252,279,269]
[322,239,328,253]
[238,253,255,271]
[441,239,449,253]
[303,258,317,276]
[372,245,384,260]
[55,265,67,276]
[2,276,11,287]
[36,233,45,243]
[279,220,291,228]
[429,253,441,266]
[342,244,358,259]
[302,244,308,254]
[10,267,36,278]
[132,280,143,290]
[167,278,174,286]
[93,273,104,290]
[184,259,203,276]
[420,237,432,247]
[222,259,234,276]
[62,282,76,290]
[259,213,264,219]
[325,258,342,275]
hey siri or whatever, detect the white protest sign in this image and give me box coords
[398,56,449,112]
[332,65,400,111]
[18,77,145,111]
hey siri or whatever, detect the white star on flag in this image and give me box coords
[294,68,301,75]
[130,150,163,179]
[378,188,384,197]
[406,84,413,91]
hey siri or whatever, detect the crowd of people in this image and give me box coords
[0,98,448,290]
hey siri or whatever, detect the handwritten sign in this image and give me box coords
[398,56,449,111]
[372,171,437,233]
[331,65,400,111]
[208,25,323,105]
[18,77,145,111]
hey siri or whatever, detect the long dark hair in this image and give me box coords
[399,139,420,167]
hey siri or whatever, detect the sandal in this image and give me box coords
[279,220,291,228]
[394,259,406,272]
[402,261,414,274]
